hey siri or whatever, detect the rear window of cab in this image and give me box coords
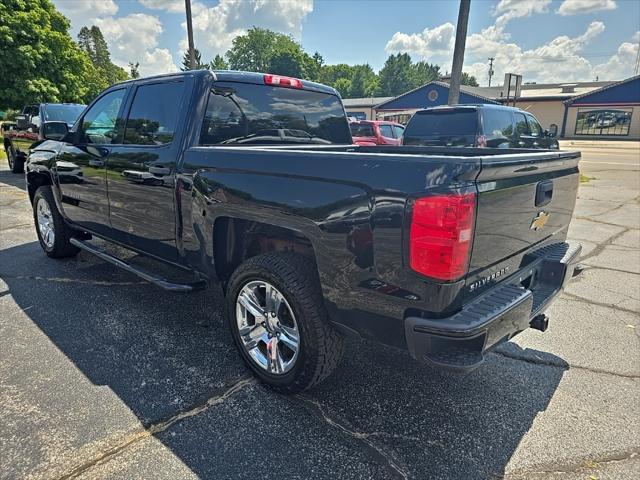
[350,123,375,137]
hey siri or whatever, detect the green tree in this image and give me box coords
[461,72,479,87]
[181,48,208,70]
[378,53,415,96]
[129,62,140,79]
[226,27,300,72]
[411,61,440,88]
[334,78,352,98]
[268,44,309,78]
[210,54,228,70]
[347,64,376,98]
[77,25,128,97]
[0,0,95,107]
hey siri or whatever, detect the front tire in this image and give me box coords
[227,253,344,393]
[33,186,80,258]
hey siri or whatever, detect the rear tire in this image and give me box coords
[227,252,344,393]
[7,146,24,174]
[33,186,80,258]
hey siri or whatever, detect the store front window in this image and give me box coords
[575,108,632,136]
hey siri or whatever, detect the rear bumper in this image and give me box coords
[404,242,582,371]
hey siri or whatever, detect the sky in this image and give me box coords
[53,0,640,85]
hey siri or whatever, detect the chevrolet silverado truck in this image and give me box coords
[25,70,582,392]
[3,103,85,173]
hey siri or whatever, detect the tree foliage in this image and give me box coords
[461,72,479,87]
[181,48,209,71]
[210,54,228,70]
[0,0,96,108]
[78,25,128,99]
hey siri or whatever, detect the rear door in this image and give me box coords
[378,124,398,145]
[106,79,188,261]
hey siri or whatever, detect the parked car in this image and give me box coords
[350,120,405,145]
[26,70,581,393]
[402,104,559,149]
[2,103,85,173]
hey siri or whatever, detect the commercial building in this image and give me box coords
[345,75,640,140]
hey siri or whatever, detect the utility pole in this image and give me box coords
[184,0,195,70]
[448,0,471,105]
[488,57,495,86]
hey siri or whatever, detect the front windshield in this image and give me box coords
[200,82,351,145]
[42,104,86,125]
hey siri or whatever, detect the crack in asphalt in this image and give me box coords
[491,351,640,379]
[560,291,639,315]
[55,377,254,480]
[504,449,639,479]
[296,395,410,480]
[578,264,640,276]
[0,222,33,231]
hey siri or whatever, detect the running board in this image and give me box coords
[70,238,207,292]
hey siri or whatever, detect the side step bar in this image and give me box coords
[70,238,207,292]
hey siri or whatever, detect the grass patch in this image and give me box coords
[580,173,595,183]
[0,148,6,161]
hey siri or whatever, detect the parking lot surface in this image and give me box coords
[1,145,639,479]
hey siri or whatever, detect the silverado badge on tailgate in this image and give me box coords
[530,211,550,231]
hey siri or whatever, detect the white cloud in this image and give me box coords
[95,13,177,73]
[384,0,628,86]
[54,0,119,28]
[592,35,639,80]
[557,0,617,16]
[178,0,314,62]
[138,0,184,13]
[385,23,455,57]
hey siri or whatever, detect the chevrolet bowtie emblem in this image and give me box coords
[530,211,550,230]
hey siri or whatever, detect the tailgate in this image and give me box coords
[466,151,580,295]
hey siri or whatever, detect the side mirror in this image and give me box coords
[548,124,558,138]
[42,121,69,141]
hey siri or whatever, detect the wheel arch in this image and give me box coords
[213,217,317,287]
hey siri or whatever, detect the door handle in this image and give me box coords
[535,180,553,206]
[148,166,171,175]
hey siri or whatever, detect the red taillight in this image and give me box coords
[264,74,303,89]
[475,135,487,147]
[409,192,476,281]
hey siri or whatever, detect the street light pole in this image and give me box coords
[184,0,195,70]
[448,0,471,105]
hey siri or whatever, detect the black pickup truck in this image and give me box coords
[25,70,581,392]
[3,103,85,173]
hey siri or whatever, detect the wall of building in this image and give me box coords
[564,105,640,140]
[344,106,375,120]
[513,100,565,131]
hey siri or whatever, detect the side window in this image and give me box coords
[525,114,542,137]
[483,110,513,137]
[200,90,247,145]
[124,82,184,145]
[379,124,394,138]
[393,125,405,138]
[514,113,530,136]
[81,89,126,144]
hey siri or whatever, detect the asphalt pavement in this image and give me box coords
[1,145,638,480]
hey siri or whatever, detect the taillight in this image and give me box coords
[475,135,487,147]
[409,192,476,281]
[264,74,303,89]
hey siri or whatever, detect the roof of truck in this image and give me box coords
[115,69,338,95]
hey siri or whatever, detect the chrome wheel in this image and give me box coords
[37,198,55,248]
[235,280,300,375]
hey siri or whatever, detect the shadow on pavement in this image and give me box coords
[0,241,568,479]
[0,168,27,191]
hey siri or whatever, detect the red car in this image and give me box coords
[349,120,405,146]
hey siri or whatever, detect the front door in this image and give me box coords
[56,88,128,236]
[106,79,187,261]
